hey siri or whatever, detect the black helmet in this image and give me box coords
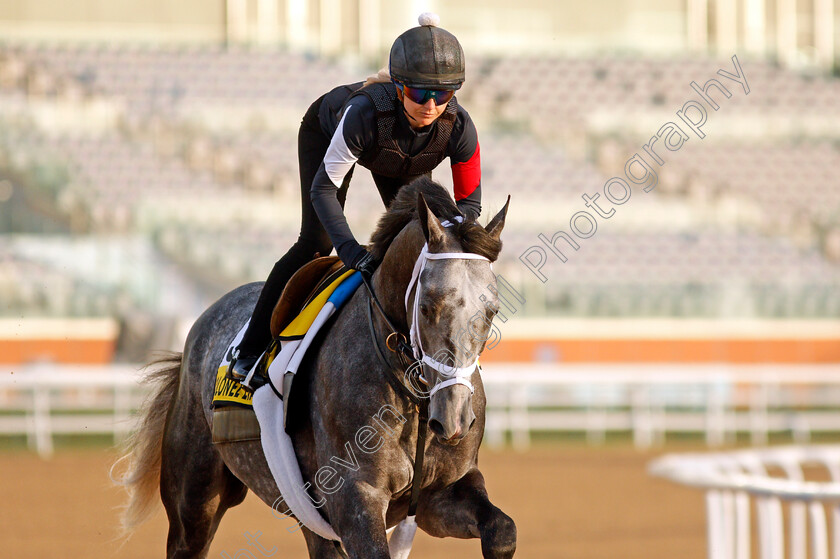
[389,14,465,90]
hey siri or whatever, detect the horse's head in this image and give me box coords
[405,192,509,444]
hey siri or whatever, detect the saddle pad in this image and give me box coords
[266,270,362,403]
[211,406,261,444]
[277,268,360,342]
[213,270,362,441]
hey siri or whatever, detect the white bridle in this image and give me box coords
[403,219,491,398]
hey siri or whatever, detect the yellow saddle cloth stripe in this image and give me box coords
[279,269,356,339]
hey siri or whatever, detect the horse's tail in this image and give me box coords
[110,352,182,538]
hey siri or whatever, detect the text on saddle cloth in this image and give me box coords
[213,366,254,408]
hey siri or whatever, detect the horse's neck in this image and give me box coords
[372,225,423,328]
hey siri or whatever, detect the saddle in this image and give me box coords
[213,256,349,445]
[270,255,345,338]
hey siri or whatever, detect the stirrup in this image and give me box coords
[227,349,258,382]
[242,338,281,391]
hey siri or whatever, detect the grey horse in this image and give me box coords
[115,178,516,558]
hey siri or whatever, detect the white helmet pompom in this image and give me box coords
[418,12,440,27]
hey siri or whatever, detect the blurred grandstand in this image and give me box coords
[0,43,840,360]
[1,37,839,362]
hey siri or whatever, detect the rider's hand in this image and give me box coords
[352,250,380,279]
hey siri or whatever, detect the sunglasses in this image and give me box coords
[397,83,456,106]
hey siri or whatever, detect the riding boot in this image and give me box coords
[228,352,259,382]
[229,236,329,380]
[228,318,268,381]
[228,263,291,380]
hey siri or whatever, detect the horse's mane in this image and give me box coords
[368,177,502,262]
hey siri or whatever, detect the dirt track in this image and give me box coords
[0,445,707,558]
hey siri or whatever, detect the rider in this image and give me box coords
[230,14,482,379]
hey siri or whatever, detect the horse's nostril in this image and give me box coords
[428,419,446,437]
[469,417,476,431]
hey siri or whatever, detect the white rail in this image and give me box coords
[0,364,149,457]
[480,364,840,450]
[3,363,840,457]
[649,446,840,559]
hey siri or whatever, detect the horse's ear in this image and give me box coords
[417,193,445,246]
[484,195,510,241]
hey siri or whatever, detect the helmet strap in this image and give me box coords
[394,83,420,125]
[403,106,418,125]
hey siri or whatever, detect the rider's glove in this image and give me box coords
[352,250,381,280]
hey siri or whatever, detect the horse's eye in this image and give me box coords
[419,303,429,317]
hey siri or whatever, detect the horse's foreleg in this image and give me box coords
[329,482,392,559]
[417,468,517,558]
[302,528,348,559]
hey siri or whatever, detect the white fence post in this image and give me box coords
[114,384,133,444]
[510,384,530,452]
[707,386,727,447]
[808,501,829,559]
[750,384,770,446]
[650,446,840,559]
[632,384,653,449]
[706,489,726,559]
[33,383,53,459]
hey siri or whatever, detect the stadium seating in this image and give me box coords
[1,41,839,336]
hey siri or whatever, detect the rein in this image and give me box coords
[362,274,427,518]
[363,285,421,406]
[362,272,415,366]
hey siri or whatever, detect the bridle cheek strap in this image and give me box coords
[404,240,490,397]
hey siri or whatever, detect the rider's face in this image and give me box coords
[401,94,449,129]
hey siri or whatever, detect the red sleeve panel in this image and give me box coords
[451,140,481,201]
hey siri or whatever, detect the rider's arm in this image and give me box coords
[450,106,482,220]
[310,102,374,268]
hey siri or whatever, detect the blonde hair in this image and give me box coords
[363,66,391,87]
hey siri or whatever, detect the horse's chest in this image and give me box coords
[424,448,474,487]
